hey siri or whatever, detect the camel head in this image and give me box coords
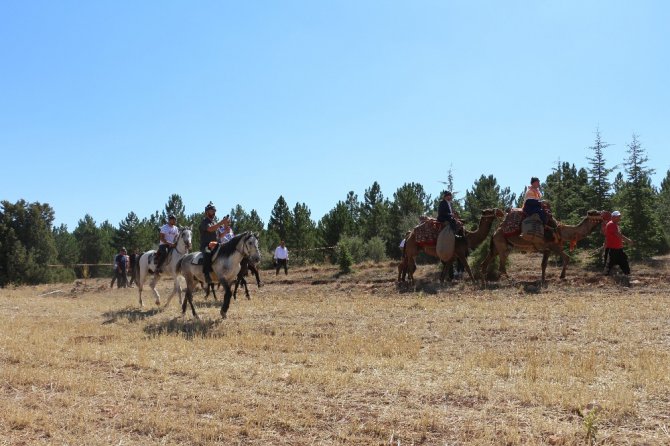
[481,208,505,219]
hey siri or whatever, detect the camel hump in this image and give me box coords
[436,225,455,262]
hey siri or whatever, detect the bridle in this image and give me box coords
[174,227,192,255]
[235,233,259,259]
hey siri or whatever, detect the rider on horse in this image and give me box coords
[155,214,179,275]
[199,202,229,284]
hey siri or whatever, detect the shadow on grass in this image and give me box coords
[102,307,162,324]
[143,317,225,340]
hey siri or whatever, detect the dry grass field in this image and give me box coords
[1,253,669,445]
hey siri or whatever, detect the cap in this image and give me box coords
[205,201,216,212]
[611,210,621,218]
[168,214,176,220]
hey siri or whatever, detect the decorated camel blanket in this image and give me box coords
[414,218,444,246]
[501,208,525,237]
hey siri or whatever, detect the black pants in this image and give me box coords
[275,258,288,275]
[202,245,214,281]
[156,244,170,272]
[115,269,128,288]
[606,248,630,275]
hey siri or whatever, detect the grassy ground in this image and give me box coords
[1,253,669,445]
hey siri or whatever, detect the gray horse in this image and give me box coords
[178,232,261,319]
[135,226,192,307]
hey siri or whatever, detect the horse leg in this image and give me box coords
[243,278,251,300]
[233,279,240,300]
[220,281,233,319]
[163,277,180,308]
[439,261,450,284]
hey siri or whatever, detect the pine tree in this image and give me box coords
[161,194,187,226]
[268,196,292,242]
[0,200,58,285]
[318,201,356,249]
[463,175,516,225]
[586,129,614,211]
[114,212,143,253]
[360,181,390,242]
[614,134,666,259]
[658,170,670,247]
[287,202,318,264]
[388,182,432,257]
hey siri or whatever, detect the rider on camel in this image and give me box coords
[522,177,546,225]
[437,191,463,236]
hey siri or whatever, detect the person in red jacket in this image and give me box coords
[604,210,634,275]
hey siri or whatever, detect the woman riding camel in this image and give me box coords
[522,176,547,225]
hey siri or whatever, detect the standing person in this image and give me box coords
[110,255,119,288]
[199,202,229,284]
[155,215,179,277]
[114,248,128,288]
[273,240,289,275]
[128,248,140,287]
[604,210,634,275]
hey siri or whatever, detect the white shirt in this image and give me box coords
[274,245,289,260]
[217,227,235,244]
[160,224,179,245]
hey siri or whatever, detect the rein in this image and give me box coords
[174,228,191,255]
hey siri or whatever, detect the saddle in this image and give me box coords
[414,218,444,246]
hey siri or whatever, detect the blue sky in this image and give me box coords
[2,1,668,230]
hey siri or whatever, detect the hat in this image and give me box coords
[121,247,127,252]
[611,210,621,218]
[205,201,216,212]
[168,214,176,220]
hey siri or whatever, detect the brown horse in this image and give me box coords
[402,209,504,284]
[480,209,603,284]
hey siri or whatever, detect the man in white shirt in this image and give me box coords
[155,215,179,274]
[273,240,289,275]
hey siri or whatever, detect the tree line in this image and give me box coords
[2,131,669,286]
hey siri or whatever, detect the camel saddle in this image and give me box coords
[501,209,525,237]
[414,218,444,246]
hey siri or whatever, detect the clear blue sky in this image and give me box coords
[2,1,668,230]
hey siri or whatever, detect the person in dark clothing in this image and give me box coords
[437,191,462,235]
[114,247,128,288]
[128,248,140,287]
[199,202,229,284]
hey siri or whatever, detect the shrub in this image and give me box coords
[365,237,387,263]
[338,244,353,274]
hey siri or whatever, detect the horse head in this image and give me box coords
[178,227,193,252]
[239,232,262,264]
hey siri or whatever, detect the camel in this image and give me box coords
[402,208,504,284]
[480,209,603,284]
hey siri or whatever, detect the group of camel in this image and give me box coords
[399,208,605,285]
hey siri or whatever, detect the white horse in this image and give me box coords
[178,232,261,319]
[135,226,192,307]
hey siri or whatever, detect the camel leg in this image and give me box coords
[407,258,417,285]
[480,249,496,286]
[459,255,475,283]
[541,251,550,284]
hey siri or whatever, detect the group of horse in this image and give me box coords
[399,208,606,285]
[134,229,262,319]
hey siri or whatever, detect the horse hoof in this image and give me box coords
[220,311,227,319]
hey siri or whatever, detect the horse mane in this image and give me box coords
[218,231,252,257]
